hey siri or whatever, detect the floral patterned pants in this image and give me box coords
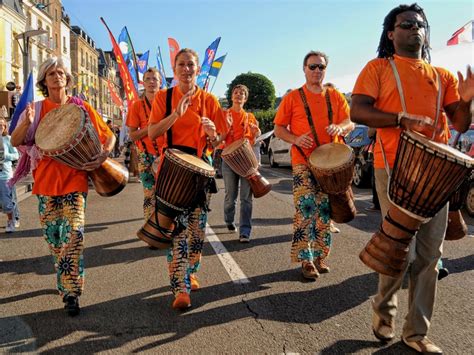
[167,206,207,295]
[137,151,158,221]
[291,164,332,263]
[37,192,87,298]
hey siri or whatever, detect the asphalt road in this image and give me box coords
[1,163,473,354]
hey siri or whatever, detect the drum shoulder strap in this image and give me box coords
[166,87,174,148]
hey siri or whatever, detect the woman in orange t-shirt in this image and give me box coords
[148,48,227,310]
[126,68,161,222]
[220,84,260,243]
[11,57,115,316]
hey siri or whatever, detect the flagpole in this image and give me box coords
[158,46,168,86]
[124,26,140,83]
[209,76,218,93]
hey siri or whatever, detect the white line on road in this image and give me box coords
[206,224,250,284]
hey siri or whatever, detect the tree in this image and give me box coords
[226,72,276,111]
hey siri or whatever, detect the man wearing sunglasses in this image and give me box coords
[273,51,354,281]
[351,4,473,354]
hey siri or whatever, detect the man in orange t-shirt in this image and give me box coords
[274,50,354,280]
[11,57,115,317]
[220,84,261,243]
[351,4,473,353]
[126,68,161,222]
[148,48,227,310]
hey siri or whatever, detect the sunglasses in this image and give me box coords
[307,63,327,71]
[395,20,427,30]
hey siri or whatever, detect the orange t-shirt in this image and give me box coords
[32,98,114,196]
[126,98,160,155]
[274,85,350,165]
[149,86,226,154]
[223,109,258,147]
[352,55,459,169]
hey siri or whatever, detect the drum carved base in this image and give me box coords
[248,173,272,198]
[445,210,467,241]
[328,187,356,223]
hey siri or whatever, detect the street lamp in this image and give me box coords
[15,29,48,85]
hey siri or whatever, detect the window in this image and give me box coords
[63,36,67,54]
[81,49,84,66]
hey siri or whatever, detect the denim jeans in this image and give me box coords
[222,161,253,237]
[0,180,18,218]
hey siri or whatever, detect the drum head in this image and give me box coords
[166,149,215,175]
[222,138,248,156]
[404,131,474,167]
[309,143,353,169]
[36,104,84,152]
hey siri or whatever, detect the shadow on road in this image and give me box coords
[2,269,379,353]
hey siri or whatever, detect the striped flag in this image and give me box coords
[209,54,227,77]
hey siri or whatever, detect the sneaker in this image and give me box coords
[372,312,395,342]
[172,293,191,310]
[227,223,237,232]
[315,257,330,273]
[438,268,449,281]
[63,295,80,317]
[239,235,250,243]
[402,336,442,354]
[14,220,20,228]
[329,222,340,233]
[301,261,319,280]
[5,220,15,233]
[365,205,380,212]
[190,274,200,291]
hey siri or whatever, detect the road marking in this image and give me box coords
[206,224,250,284]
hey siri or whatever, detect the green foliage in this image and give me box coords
[252,109,277,134]
[226,72,276,111]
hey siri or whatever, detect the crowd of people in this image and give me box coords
[4,3,473,354]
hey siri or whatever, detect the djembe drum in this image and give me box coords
[221,138,271,198]
[308,142,357,223]
[35,104,128,197]
[445,174,471,240]
[137,149,215,249]
[360,131,473,277]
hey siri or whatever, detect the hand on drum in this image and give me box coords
[457,65,474,102]
[202,117,217,138]
[400,113,437,135]
[294,131,314,149]
[326,124,344,137]
[82,150,108,171]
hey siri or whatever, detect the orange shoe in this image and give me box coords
[172,293,191,310]
[190,274,200,291]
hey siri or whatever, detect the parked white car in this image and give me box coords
[268,134,291,167]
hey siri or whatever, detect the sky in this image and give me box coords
[62,0,473,98]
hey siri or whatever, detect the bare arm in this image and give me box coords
[128,126,149,141]
[445,67,474,133]
[82,133,116,171]
[274,124,313,149]
[11,103,34,147]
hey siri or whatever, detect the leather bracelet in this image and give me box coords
[396,112,405,127]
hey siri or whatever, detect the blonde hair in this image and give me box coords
[0,118,8,136]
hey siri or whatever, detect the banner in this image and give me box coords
[168,37,180,69]
[197,37,221,88]
[137,50,150,82]
[447,21,473,46]
[9,72,34,134]
[209,54,227,77]
[107,80,124,111]
[101,18,138,103]
[118,27,139,90]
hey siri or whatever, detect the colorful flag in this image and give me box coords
[101,18,138,103]
[137,50,150,81]
[118,27,139,90]
[197,37,221,88]
[156,47,168,88]
[209,54,227,77]
[447,21,473,46]
[168,37,180,69]
[9,72,34,134]
[107,80,124,111]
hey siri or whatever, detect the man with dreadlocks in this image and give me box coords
[351,3,473,354]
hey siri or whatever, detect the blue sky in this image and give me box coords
[62,0,473,97]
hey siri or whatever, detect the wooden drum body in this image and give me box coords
[308,143,356,223]
[360,131,473,277]
[445,176,471,240]
[35,104,128,197]
[221,138,271,198]
[137,149,215,249]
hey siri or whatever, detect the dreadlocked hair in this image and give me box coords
[377,3,431,62]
